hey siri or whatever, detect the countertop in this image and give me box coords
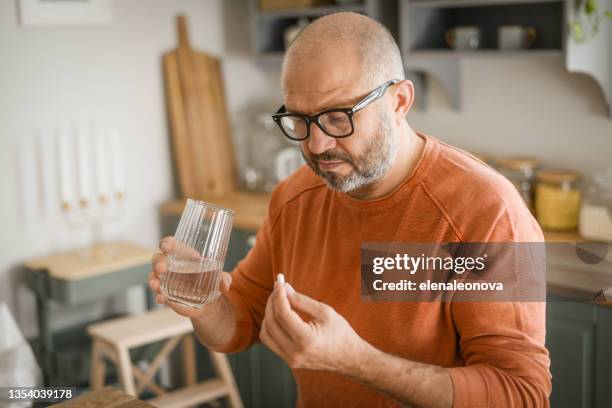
[160,191,270,231]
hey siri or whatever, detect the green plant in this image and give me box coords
[569,0,612,41]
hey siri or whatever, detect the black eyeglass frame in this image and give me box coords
[271,79,400,141]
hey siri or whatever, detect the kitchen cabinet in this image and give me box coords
[160,195,297,407]
[546,297,597,407]
[595,307,612,408]
[188,225,297,408]
[546,294,612,408]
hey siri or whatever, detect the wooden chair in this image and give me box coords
[87,307,243,408]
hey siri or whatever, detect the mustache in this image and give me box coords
[310,150,354,165]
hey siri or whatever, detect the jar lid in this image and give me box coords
[496,157,539,171]
[536,169,582,184]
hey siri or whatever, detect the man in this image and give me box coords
[149,12,551,407]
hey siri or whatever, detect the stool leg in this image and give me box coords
[116,347,137,397]
[90,340,106,391]
[209,351,243,408]
[182,334,196,386]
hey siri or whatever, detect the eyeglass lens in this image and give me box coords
[280,111,352,140]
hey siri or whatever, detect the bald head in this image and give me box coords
[282,12,405,91]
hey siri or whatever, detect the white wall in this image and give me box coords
[0,0,611,339]
[0,0,279,338]
[410,56,612,173]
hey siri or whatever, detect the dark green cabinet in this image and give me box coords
[222,226,298,408]
[547,295,612,408]
[161,212,298,407]
[546,300,597,407]
[595,309,612,408]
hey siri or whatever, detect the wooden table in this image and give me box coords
[51,387,155,407]
[22,242,157,386]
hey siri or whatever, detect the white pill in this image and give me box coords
[277,273,285,284]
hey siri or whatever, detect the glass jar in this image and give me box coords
[535,169,582,231]
[233,112,287,193]
[579,169,612,242]
[496,157,539,213]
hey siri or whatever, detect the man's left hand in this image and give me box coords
[260,280,365,373]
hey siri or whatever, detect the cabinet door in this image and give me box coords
[596,306,612,408]
[546,301,597,408]
[224,228,256,272]
[194,226,297,407]
[227,344,297,408]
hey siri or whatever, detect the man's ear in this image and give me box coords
[393,80,415,125]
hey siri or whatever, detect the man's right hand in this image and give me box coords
[148,236,233,319]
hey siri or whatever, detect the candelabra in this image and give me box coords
[61,190,126,260]
[57,125,126,261]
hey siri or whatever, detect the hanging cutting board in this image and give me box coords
[163,15,237,198]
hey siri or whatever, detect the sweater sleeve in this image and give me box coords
[447,195,552,407]
[447,301,552,407]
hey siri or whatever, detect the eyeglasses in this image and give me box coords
[272,79,399,141]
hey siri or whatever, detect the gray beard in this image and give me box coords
[302,110,398,193]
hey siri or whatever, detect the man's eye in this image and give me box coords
[328,114,348,122]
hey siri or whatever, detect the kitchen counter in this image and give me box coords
[160,191,270,231]
[160,193,611,304]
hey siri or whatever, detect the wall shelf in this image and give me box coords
[249,0,396,64]
[400,0,612,116]
[256,4,367,18]
[248,0,612,117]
[411,49,564,57]
[409,0,562,8]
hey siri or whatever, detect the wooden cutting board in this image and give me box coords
[163,15,237,198]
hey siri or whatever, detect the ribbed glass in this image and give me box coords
[160,199,234,309]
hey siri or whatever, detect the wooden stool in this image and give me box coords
[87,308,243,408]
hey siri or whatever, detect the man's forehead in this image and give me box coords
[281,40,366,113]
[283,82,362,114]
[282,62,368,113]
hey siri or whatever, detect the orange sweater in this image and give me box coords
[215,134,552,407]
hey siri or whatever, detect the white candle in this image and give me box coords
[109,128,125,198]
[57,129,73,209]
[76,127,92,206]
[93,126,109,202]
[34,130,47,217]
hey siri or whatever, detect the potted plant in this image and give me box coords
[569,0,612,41]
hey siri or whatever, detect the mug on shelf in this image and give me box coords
[445,26,481,50]
[498,25,537,50]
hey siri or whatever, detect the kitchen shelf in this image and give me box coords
[403,1,564,51]
[256,4,367,18]
[411,49,563,58]
[400,0,612,116]
[249,0,396,63]
[249,0,612,117]
[409,0,562,8]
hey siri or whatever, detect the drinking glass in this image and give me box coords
[160,199,234,308]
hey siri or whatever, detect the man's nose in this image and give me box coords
[307,123,337,155]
